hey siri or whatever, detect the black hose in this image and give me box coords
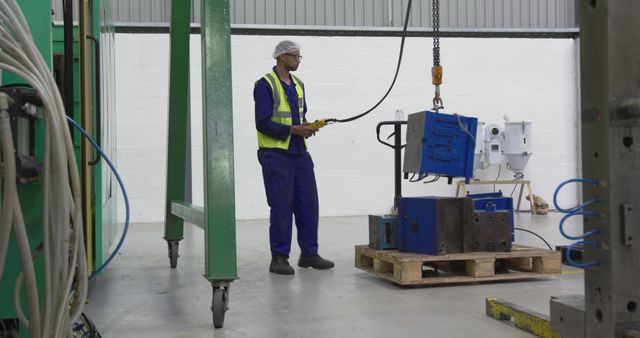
[514,227,552,250]
[330,0,413,124]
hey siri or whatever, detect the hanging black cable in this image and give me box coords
[327,0,413,124]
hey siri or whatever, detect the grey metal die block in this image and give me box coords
[550,295,585,338]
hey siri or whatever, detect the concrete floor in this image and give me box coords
[86,212,584,338]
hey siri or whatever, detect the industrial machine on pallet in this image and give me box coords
[371,110,514,257]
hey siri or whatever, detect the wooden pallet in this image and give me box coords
[355,244,561,286]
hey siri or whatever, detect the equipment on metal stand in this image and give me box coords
[473,117,534,180]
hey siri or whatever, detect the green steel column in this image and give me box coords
[201,0,237,280]
[164,0,192,242]
[91,0,104,271]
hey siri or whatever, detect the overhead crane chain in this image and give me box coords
[431,0,444,111]
[432,0,441,67]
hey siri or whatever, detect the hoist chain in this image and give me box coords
[432,0,440,67]
[431,0,444,111]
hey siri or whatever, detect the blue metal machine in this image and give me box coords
[397,195,513,255]
[403,111,478,183]
[397,197,473,255]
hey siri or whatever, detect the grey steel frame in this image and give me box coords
[550,0,640,337]
[487,1,640,337]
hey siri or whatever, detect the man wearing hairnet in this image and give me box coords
[254,40,334,275]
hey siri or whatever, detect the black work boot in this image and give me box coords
[298,254,335,269]
[269,254,294,275]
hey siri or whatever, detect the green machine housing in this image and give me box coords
[0,0,118,334]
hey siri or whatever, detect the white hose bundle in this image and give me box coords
[0,0,88,337]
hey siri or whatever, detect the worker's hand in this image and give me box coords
[304,122,320,138]
[290,124,319,138]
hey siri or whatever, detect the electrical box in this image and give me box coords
[368,215,398,250]
[467,192,514,240]
[0,87,43,184]
[398,197,473,255]
[485,124,503,165]
[403,111,478,182]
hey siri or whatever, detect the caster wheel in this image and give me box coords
[211,287,229,329]
[168,241,179,268]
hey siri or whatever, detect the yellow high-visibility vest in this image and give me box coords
[256,71,306,150]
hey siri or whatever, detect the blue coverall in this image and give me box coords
[254,67,319,258]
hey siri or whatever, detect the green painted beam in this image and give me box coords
[170,202,204,230]
[164,0,192,242]
[200,0,237,281]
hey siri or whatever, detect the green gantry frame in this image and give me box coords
[163,0,237,328]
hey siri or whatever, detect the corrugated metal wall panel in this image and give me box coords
[191,0,200,23]
[51,0,578,29]
[306,0,316,26]
[325,0,335,26]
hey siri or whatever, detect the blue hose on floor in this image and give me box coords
[66,116,130,280]
[565,241,600,268]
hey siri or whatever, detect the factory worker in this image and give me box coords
[253,40,334,275]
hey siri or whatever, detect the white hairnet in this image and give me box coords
[272,40,301,59]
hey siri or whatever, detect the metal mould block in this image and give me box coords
[550,295,585,338]
[368,215,398,250]
[465,211,512,253]
[398,197,473,255]
[468,192,515,241]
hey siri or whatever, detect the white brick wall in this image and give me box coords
[115,33,579,222]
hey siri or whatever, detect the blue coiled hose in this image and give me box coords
[553,178,600,268]
[559,211,600,240]
[553,178,599,213]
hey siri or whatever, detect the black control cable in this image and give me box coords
[325,0,413,124]
[514,227,552,250]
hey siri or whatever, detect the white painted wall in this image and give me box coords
[115,33,579,223]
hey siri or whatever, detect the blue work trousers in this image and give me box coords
[257,149,319,257]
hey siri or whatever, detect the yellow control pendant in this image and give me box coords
[308,119,327,129]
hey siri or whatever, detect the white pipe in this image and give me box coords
[0,93,15,284]
[11,198,41,338]
[0,110,41,337]
[0,1,88,336]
